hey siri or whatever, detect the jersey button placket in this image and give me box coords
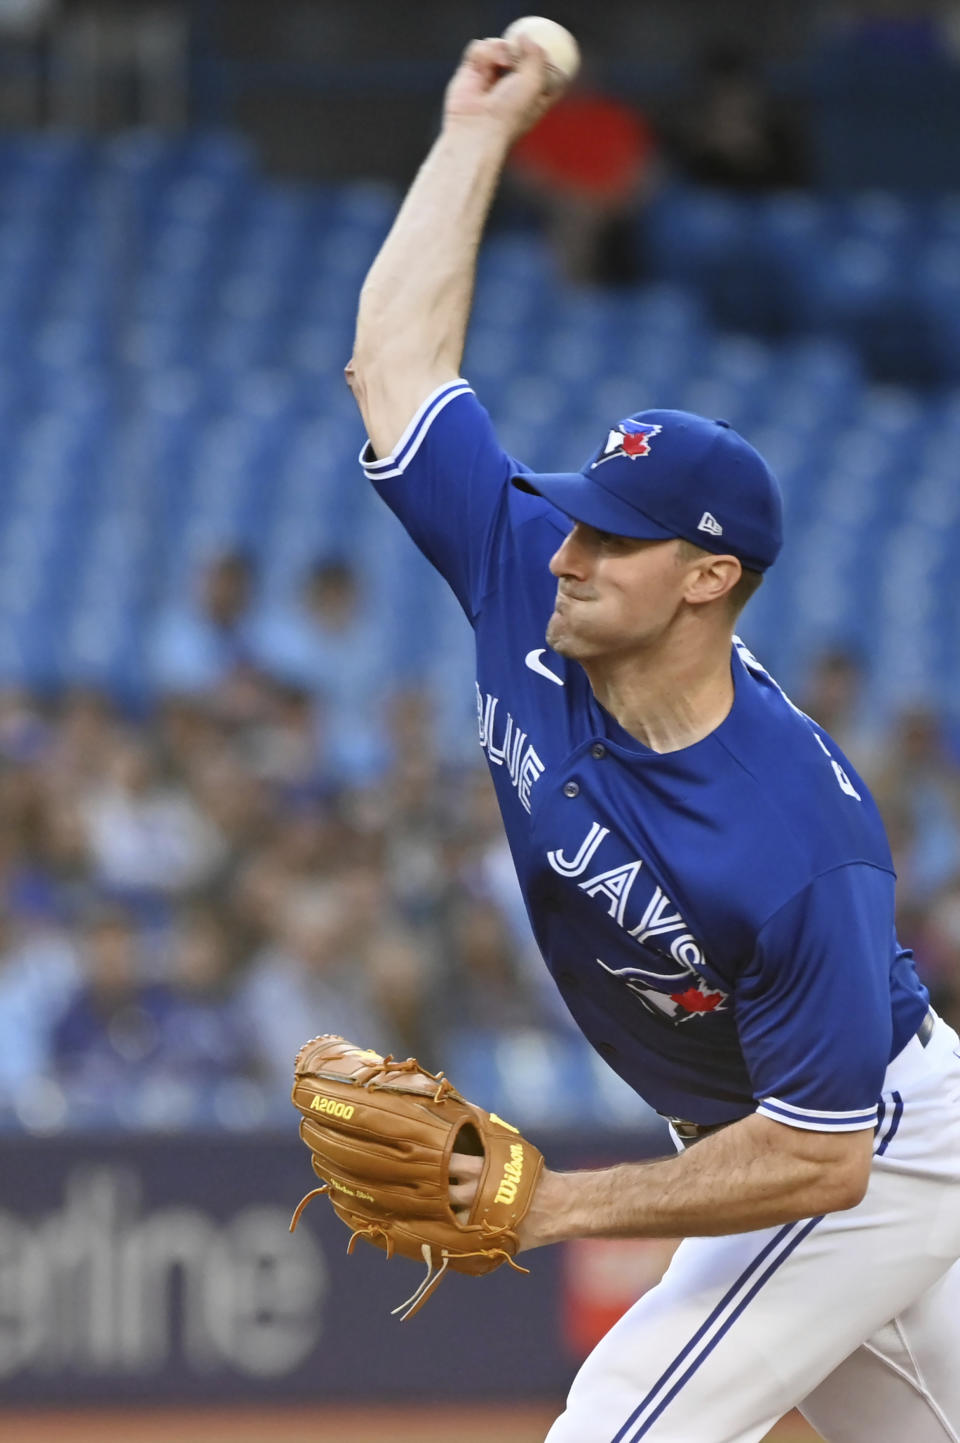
[591,743,606,759]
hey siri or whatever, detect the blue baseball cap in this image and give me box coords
[511,409,783,573]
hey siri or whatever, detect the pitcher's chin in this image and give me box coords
[545,614,581,659]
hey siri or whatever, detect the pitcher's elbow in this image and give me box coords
[825,1161,870,1213]
[344,356,361,394]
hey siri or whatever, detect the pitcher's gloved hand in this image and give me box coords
[289,1034,544,1320]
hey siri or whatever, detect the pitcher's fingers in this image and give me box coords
[449,1179,479,1208]
[462,36,517,80]
[507,33,553,87]
[449,1151,484,1180]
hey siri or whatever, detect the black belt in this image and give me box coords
[665,1116,732,1147]
[665,1009,936,1149]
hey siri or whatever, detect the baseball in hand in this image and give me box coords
[502,16,581,88]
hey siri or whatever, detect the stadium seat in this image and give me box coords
[0,133,953,716]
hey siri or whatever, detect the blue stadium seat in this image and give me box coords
[0,131,952,711]
[647,187,786,333]
[812,238,940,385]
[913,242,960,382]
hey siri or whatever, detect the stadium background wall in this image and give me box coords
[0,1130,663,1405]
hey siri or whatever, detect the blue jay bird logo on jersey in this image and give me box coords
[596,953,728,1024]
[592,419,663,468]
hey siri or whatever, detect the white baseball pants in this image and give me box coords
[545,1013,960,1443]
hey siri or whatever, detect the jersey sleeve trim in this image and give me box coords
[756,1096,879,1132]
[359,379,473,479]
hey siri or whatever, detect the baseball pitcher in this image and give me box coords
[301,31,960,1443]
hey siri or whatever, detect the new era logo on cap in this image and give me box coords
[697,511,723,537]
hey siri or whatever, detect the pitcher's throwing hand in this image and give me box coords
[443,34,562,139]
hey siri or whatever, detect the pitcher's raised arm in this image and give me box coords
[346,34,560,459]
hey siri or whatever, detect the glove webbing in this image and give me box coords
[312,1051,457,1102]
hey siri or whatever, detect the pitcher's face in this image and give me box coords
[546,525,695,662]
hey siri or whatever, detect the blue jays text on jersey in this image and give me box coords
[361,381,929,1129]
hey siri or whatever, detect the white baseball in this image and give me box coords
[502,15,581,87]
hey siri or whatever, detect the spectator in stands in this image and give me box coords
[154,903,254,1082]
[871,706,960,901]
[440,895,543,1035]
[149,550,259,694]
[187,740,273,867]
[31,788,91,914]
[0,756,59,910]
[46,688,119,791]
[453,768,579,1032]
[51,907,170,1103]
[242,681,331,798]
[155,692,224,783]
[365,923,437,1061]
[0,902,78,1097]
[669,44,811,193]
[798,646,884,778]
[368,689,461,922]
[0,686,49,764]
[251,556,390,784]
[0,0,57,31]
[79,735,225,902]
[0,0,57,128]
[231,843,294,959]
[238,882,388,1105]
[912,877,960,1031]
[507,68,658,285]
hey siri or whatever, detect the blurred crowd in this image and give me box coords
[0,549,556,1132]
[801,647,960,1035]
[0,548,957,1134]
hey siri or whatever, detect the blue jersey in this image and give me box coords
[362,381,929,1131]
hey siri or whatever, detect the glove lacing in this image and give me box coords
[288,1190,531,1322]
[289,1188,398,1261]
[390,1232,531,1322]
[355,1053,456,1104]
[288,1183,330,1234]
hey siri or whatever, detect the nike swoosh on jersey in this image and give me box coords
[524,648,564,686]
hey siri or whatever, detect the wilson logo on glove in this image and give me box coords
[494,1144,527,1205]
[288,1034,544,1320]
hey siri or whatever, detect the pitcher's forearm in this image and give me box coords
[353,120,511,379]
[348,35,553,455]
[518,1115,874,1250]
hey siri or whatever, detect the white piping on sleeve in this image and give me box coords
[360,379,473,480]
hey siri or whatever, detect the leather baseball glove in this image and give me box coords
[289,1034,544,1319]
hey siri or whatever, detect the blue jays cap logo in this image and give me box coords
[592,419,663,468]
